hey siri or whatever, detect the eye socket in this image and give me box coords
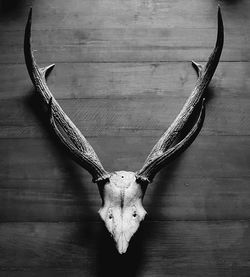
[133,212,137,218]
[109,214,113,219]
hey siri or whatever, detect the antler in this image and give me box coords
[136,6,224,183]
[24,8,110,183]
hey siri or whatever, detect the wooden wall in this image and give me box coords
[0,0,250,276]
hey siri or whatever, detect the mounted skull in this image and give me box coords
[24,7,224,254]
[98,171,147,254]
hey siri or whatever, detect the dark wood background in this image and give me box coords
[0,0,250,276]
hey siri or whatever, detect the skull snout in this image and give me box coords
[116,232,129,254]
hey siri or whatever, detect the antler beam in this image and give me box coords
[136,6,224,183]
[24,8,110,183]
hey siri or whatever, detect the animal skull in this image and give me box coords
[24,7,223,253]
[98,171,147,253]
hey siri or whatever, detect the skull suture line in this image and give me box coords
[24,7,223,254]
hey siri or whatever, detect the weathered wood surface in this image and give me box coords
[0,0,249,63]
[0,26,249,63]
[0,0,250,276]
[1,175,250,222]
[0,137,249,221]
[1,62,250,99]
[0,221,250,277]
[0,62,249,138]
[1,136,250,177]
[1,0,249,30]
[0,96,249,137]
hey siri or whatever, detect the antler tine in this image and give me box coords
[24,8,110,183]
[136,6,224,183]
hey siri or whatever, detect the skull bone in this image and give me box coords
[98,171,147,254]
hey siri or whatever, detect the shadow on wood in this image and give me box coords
[147,85,216,220]
[220,0,243,5]
[25,92,97,223]
[0,0,27,18]
[95,221,148,277]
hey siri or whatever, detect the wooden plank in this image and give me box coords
[0,62,249,100]
[0,177,250,222]
[0,61,248,137]
[1,26,248,63]
[0,96,249,138]
[0,221,249,276]
[0,0,249,30]
[0,0,249,63]
[0,136,249,179]
[1,0,249,63]
[0,135,248,221]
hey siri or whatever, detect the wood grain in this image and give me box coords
[1,137,249,179]
[0,177,250,222]
[0,1,249,63]
[0,221,249,276]
[0,0,250,31]
[1,26,248,63]
[1,0,249,30]
[0,0,249,275]
[0,62,249,99]
[0,136,249,222]
[0,96,249,138]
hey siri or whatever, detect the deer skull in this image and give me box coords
[98,171,147,253]
[24,7,223,253]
